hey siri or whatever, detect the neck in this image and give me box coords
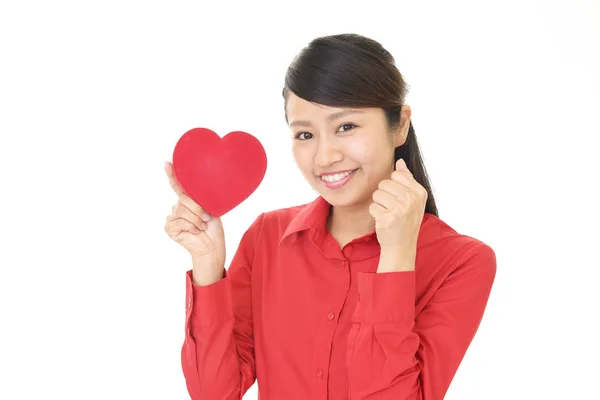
[326,198,376,241]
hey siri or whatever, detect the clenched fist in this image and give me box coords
[369,158,428,265]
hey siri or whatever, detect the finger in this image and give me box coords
[395,158,410,171]
[167,214,207,232]
[372,189,400,212]
[168,206,207,230]
[391,171,427,200]
[178,194,212,222]
[165,161,184,197]
[368,201,387,220]
[166,218,201,236]
[172,231,194,242]
[390,170,415,190]
[377,179,407,201]
[165,219,199,238]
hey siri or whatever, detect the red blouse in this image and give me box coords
[181,195,496,399]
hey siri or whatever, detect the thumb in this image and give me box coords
[165,161,184,196]
[396,158,408,171]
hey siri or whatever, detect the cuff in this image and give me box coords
[185,269,232,328]
[352,271,416,324]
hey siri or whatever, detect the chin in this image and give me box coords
[312,181,367,208]
[328,193,370,209]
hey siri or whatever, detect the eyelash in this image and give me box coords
[295,123,357,140]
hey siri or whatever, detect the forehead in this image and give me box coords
[286,92,381,125]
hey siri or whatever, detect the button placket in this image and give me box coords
[311,257,350,392]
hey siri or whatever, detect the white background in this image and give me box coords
[1,0,599,399]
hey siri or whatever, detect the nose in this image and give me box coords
[314,135,343,169]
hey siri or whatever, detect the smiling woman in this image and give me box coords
[174,33,497,400]
[286,94,416,239]
[283,34,437,218]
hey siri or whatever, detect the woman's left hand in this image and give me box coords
[369,158,428,261]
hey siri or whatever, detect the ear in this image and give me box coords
[393,105,412,147]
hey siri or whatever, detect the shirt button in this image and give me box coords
[316,369,323,379]
[327,312,335,321]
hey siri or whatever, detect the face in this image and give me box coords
[286,91,411,209]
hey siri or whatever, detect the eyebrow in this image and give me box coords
[289,109,364,128]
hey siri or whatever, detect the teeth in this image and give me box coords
[322,170,353,183]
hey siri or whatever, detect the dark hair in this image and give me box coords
[282,33,438,217]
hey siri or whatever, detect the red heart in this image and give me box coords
[172,127,267,217]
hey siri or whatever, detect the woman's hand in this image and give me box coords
[164,161,226,283]
[369,158,428,270]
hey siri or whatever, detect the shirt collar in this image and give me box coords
[279,195,331,246]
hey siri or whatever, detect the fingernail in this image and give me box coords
[201,213,211,222]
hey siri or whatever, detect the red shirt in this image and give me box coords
[181,195,496,399]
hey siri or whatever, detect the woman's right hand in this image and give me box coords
[164,161,226,283]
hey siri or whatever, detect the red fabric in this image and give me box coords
[181,195,496,399]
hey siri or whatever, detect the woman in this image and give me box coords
[164,33,496,400]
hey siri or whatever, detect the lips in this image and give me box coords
[320,170,353,183]
[319,168,358,189]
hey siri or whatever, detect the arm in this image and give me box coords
[181,213,264,400]
[347,243,497,399]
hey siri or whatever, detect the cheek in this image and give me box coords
[345,136,395,180]
[344,137,378,164]
[292,145,311,172]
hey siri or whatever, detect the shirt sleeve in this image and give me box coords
[347,243,497,400]
[181,213,265,400]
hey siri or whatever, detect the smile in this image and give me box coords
[320,169,357,189]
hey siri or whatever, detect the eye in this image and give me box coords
[295,132,313,140]
[338,123,357,132]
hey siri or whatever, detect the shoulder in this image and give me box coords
[418,213,496,278]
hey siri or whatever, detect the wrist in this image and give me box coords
[377,246,416,272]
[191,255,225,286]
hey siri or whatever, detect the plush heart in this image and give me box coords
[172,127,267,217]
